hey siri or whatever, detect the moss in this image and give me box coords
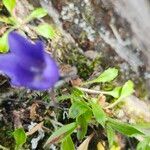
[0,122,15,149]
[62,46,101,80]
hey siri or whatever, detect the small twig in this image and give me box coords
[78,87,123,109]
[77,87,109,95]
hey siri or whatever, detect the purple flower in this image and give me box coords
[0,31,59,90]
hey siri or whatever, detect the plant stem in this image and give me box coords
[77,87,109,95]
[104,98,122,109]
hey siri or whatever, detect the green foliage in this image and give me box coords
[2,0,16,15]
[56,67,147,149]
[137,136,150,150]
[0,16,14,24]
[13,128,27,150]
[106,125,115,148]
[0,31,9,52]
[34,24,56,39]
[0,2,53,51]
[105,86,122,98]
[25,8,47,23]
[119,80,134,100]
[61,135,75,150]
[77,114,88,140]
[69,101,90,118]
[91,100,107,127]
[106,80,134,108]
[44,122,77,148]
[107,118,144,137]
[84,68,118,85]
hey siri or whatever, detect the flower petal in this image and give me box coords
[27,54,59,90]
[0,53,18,78]
[8,32,45,69]
[11,65,34,87]
[0,53,35,87]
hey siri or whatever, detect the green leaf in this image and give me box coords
[77,115,88,140]
[84,68,118,85]
[0,32,9,52]
[61,135,75,150]
[0,16,14,24]
[105,86,122,98]
[119,80,134,99]
[13,128,27,150]
[106,80,134,108]
[25,8,47,22]
[108,118,144,137]
[34,23,56,39]
[91,101,107,127]
[69,101,89,119]
[57,94,72,102]
[83,110,93,122]
[106,125,115,148]
[44,122,76,148]
[137,137,150,150]
[2,0,16,15]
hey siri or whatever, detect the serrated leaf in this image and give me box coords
[25,8,47,22]
[119,80,134,99]
[91,101,107,127]
[2,0,16,15]
[61,135,75,150]
[69,101,89,119]
[13,128,27,150]
[34,24,56,39]
[0,32,9,53]
[108,118,144,137]
[44,122,76,148]
[77,115,88,140]
[84,68,118,85]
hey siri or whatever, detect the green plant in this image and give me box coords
[13,128,27,150]
[0,0,56,52]
[44,68,149,149]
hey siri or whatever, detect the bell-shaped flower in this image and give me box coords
[0,31,59,90]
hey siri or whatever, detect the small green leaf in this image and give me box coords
[137,137,150,150]
[77,115,88,140]
[0,32,9,53]
[106,125,115,148]
[84,68,118,85]
[91,101,107,127]
[25,8,47,22]
[106,80,134,108]
[2,0,16,15]
[83,110,93,122]
[61,135,75,150]
[69,101,89,119]
[0,16,14,24]
[44,122,76,148]
[13,128,27,150]
[34,24,56,39]
[119,80,134,99]
[108,118,143,137]
[106,86,122,98]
